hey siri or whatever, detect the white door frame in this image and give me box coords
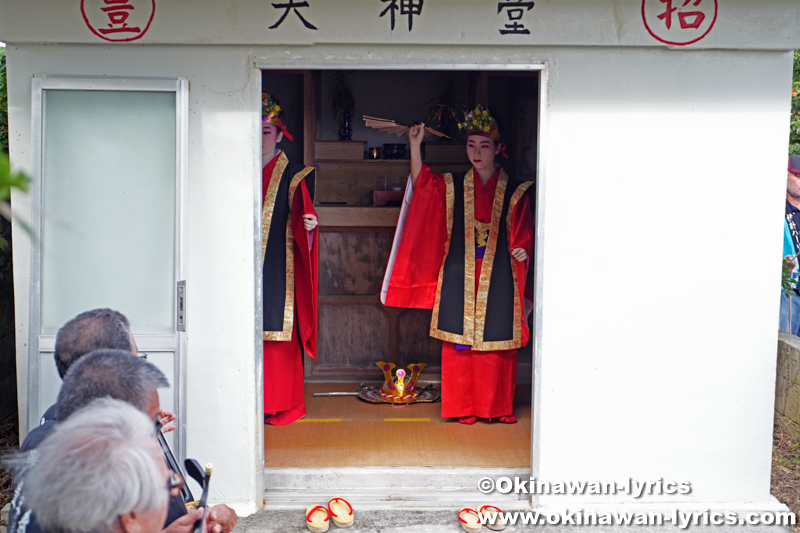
[27,76,190,462]
[255,62,548,507]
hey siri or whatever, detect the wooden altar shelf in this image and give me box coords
[314,160,469,206]
[263,383,532,468]
[317,206,400,227]
[315,141,367,160]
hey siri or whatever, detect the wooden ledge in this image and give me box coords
[317,206,400,227]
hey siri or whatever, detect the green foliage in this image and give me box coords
[0,50,31,250]
[0,153,30,250]
[790,50,800,156]
[0,154,29,202]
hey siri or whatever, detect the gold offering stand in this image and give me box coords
[357,362,440,404]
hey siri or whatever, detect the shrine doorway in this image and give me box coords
[258,66,543,505]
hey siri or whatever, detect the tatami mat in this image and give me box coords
[264,383,532,468]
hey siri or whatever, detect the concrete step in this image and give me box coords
[262,494,533,510]
[263,467,532,509]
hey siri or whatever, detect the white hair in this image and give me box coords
[21,398,167,533]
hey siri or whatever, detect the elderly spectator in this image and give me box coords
[56,349,166,421]
[9,399,173,533]
[40,308,175,429]
[20,349,167,452]
[39,308,171,427]
[54,308,136,378]
[13,349,237,533]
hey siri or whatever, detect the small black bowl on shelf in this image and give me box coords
[382,143,407,160]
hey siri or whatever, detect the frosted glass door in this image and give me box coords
[28,79,188,462]
[40,90,176,334]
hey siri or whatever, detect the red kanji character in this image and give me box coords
[642,0,717,46]
[678,0,704,29]
[657,0,677,29]
[97,0,141,34]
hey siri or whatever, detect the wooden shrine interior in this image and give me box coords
[262,69,539,467]
[262,69,539,384]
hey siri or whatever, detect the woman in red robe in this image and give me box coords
[381,106,533,425]
[261,93,319,426]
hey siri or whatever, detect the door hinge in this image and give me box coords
[177,281,186,331]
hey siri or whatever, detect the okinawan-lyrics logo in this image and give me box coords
[641,0,717,46]
[81,0,156,42]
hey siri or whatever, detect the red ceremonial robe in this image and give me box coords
[262,151,318,415]
[382,164,533,419]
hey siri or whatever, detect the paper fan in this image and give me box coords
[362,116,451,139]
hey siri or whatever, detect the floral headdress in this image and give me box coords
[458,105,507,160]
[261,92,294,142]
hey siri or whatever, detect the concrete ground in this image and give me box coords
[233,509,791,533]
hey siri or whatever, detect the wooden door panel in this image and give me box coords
[318,231,393,295]
[309,227,443,381]
[318,304,391,368]
[397,309,441,369]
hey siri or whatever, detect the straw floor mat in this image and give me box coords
[264,383,531,468]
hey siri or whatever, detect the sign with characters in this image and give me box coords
[43,0,770,48]
[81,0,156,42]
[641,0,718,46]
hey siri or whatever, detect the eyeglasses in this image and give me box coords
[167,471,185,497]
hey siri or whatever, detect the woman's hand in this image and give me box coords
[303,214,318,231]
[408,123,425,148]
[409,123,425,186]
[511,247,528,262]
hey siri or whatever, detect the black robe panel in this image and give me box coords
[435,171,519,344]
[262,162,315,333]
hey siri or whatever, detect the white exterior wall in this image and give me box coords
[535,47,793,507]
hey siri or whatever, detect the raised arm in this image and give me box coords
[408,123,425,187]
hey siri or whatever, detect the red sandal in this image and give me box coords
[478,504,505,531]
[327,497,354,528]
[305,504,330,533]
[458,507,482,532]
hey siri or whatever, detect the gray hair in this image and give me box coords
[21,398,167,533]
[56,349,169,421]
[54,309,134,378]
